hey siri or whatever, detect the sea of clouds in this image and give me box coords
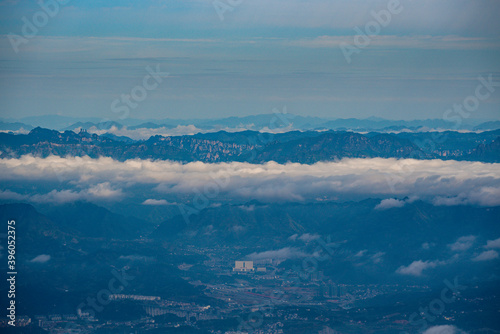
[0,156,499,207]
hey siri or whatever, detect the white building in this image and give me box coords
[233,261,254,272]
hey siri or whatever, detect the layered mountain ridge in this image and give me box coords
[1,127,499,163]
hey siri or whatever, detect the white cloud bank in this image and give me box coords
[0,156,499,206]
[2,183,123,204]
[375,196,417,210]
[87,124,294,140]
[142,199,176,206]
[448,236,476,252]
[247,247,307,260]
[485,237,500,249]
[29,254,51,263]
[31,183,123,204]
[396,260,445,276]
[375,198,406,210]
[88,125,207,140]
[472,250,499,262]
[422,325,467,334]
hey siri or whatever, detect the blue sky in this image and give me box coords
[0,0,499,120]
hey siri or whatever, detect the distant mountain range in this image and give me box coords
[0,121,34,131]
[2,113,499,133]
[1,126,499,163]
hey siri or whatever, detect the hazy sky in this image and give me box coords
[0,0,499,121]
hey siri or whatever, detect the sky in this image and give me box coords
[0,0,499,121]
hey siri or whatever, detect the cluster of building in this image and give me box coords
[109,294,160,301]
[233,261,266,273]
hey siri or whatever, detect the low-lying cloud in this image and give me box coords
[375,198,406,210]
[472,250,499,262]
[247,247,307,260]
[422,325,467,334]
[87,124,295,140]
[448,236,476,252]
[29,254,51,263]
[0,156,499,206]
[142,199,176,206]
[396,259,445,276]
[485,237,500,249]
